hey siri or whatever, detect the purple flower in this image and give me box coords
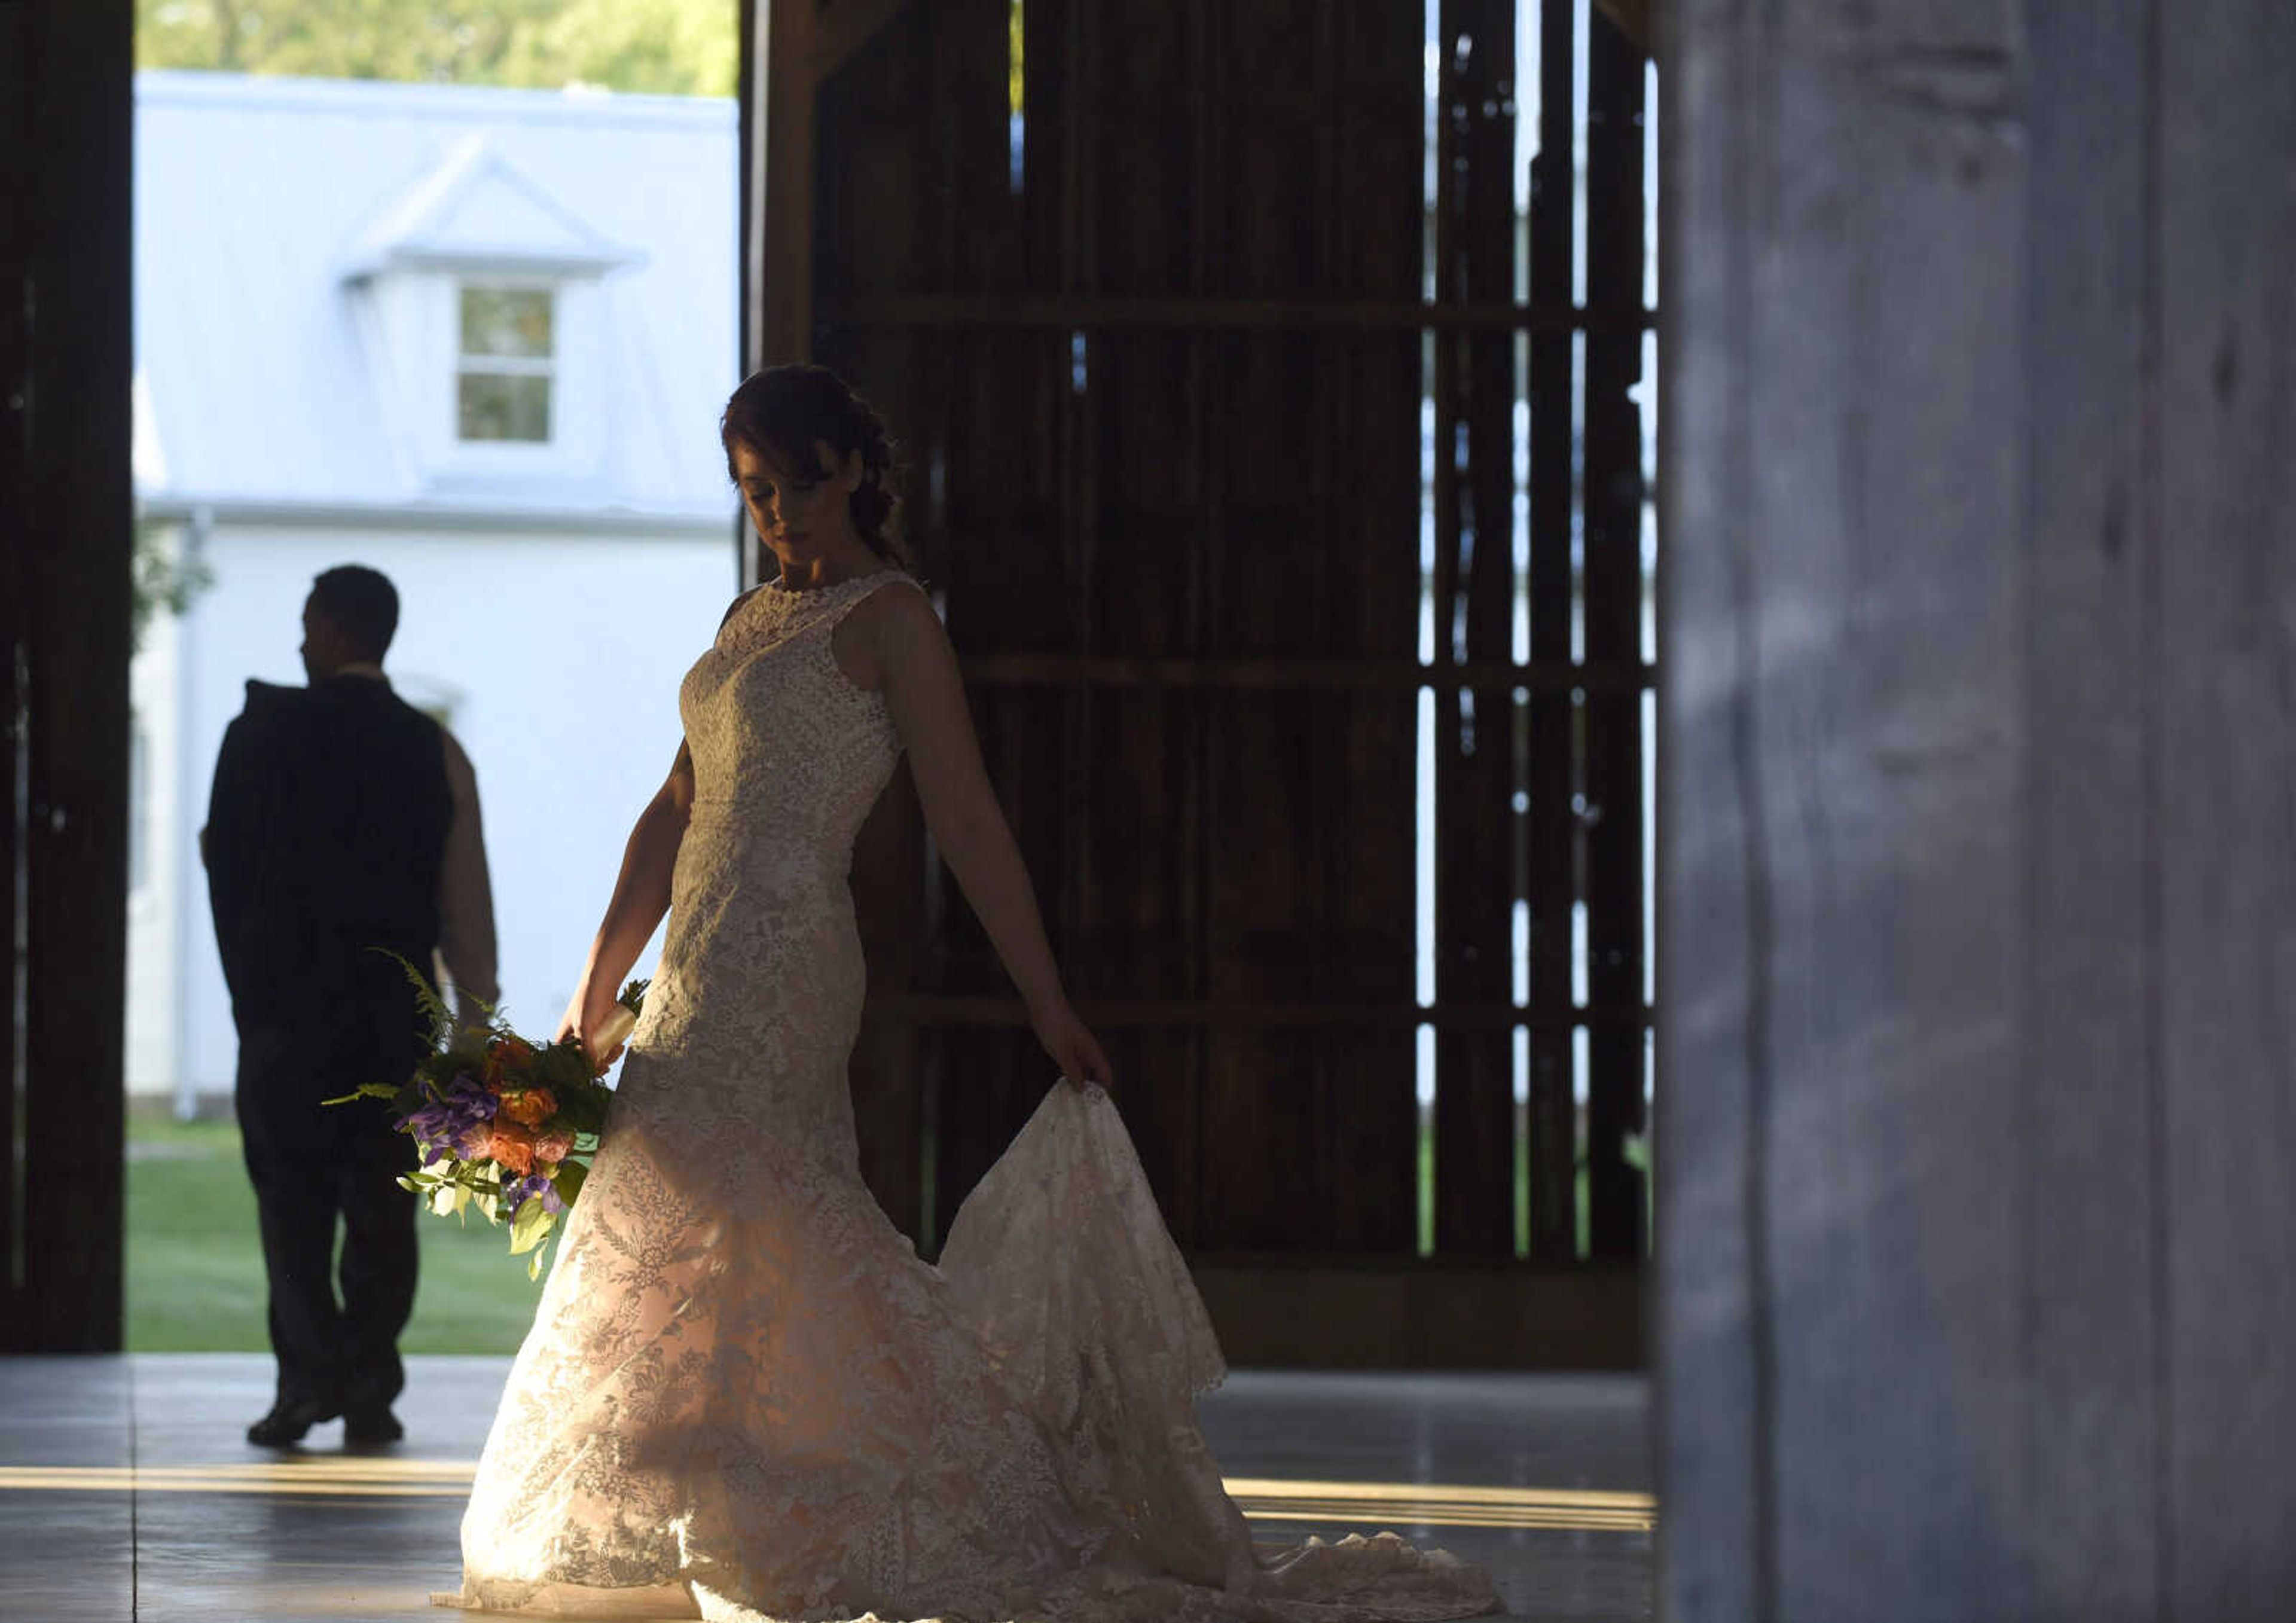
[395,1072,499,1164]
[501,1172,567,1218]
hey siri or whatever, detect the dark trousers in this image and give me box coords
[234,1019,422,1413]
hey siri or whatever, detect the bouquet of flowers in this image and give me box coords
[331,953,647,1278]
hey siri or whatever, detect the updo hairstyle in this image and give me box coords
[719,365,910,569]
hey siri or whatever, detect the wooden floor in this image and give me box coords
[0,1356,1654,1622]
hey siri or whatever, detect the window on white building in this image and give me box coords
[457,283,555,444]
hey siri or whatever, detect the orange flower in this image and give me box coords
[487,1124,537,1176]
[535,1129,576,1166]
[498,1087,557,1128]
[483,1035,536,1090]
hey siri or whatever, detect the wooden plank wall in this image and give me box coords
[802,3,1656,1355]
[1431,0,1522,1260]
[1579,2,1647,1261]
[1662,0,2296,1615]
[1520,0,1580,1263]
[814,0,1424,1259]
[1433,0,1651,1265]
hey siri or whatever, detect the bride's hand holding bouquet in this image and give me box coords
[558,972,640,1073]
[329,951,648,1277]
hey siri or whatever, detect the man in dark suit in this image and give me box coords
[204,565,497,1448]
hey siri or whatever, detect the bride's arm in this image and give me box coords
[557,741,694,1060]
[868,586,1113,1087]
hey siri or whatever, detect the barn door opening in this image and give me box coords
[746,0,1656,1367]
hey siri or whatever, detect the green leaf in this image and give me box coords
[508,1197,555,1256]
[322,1082,399,1107]
[368,946,452,1045]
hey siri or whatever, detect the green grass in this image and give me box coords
[127,1108,549,1354]
[139,1100,1648,1346]
[1412,1108,1646,1261]
[1413,1110,1543,1259]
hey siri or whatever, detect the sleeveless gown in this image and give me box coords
[447,571,1500,1623]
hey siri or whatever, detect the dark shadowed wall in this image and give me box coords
[0,0,134,1353]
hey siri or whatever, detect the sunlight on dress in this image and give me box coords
[440,573,1499,1623]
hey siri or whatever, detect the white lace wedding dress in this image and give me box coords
[444,572,1500,1623]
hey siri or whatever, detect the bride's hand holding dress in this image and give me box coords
[1031,1000,1112,1092]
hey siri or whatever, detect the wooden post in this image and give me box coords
[749,0,819,375]
[1662,0,2296,1614]
[0,0,133,1353]
[2156,4,2296,1610]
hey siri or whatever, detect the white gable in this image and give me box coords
[133,72,736,526]
[343,135,642,280]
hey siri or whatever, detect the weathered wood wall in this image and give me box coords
[1661,0,2296,1616]
[0,0,134,1352]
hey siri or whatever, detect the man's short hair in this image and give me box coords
[311,565,399,662]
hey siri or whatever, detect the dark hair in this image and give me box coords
[310,565,399,661]
[719,365,911,569]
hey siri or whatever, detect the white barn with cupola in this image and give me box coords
[128,71,743,1107]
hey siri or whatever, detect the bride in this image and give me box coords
[444,366,1500,1622]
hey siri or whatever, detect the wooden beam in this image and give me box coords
[954,652,1656,693]
[1192,1259,1644,1370]
[750,0,818,370]
[1595,0,1653,59]
[865,994,1656,1032]
[817,293,1656,334]
[807,0,915,83]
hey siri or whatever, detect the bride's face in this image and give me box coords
[733,439,863,567]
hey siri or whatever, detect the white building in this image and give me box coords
[129,71,743,1105]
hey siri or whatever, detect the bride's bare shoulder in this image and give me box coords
[832,573,938,691]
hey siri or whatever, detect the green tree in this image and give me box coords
[135,0,736,96]
[131,520,213,653]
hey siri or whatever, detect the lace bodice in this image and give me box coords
[624,572,920,1154]
[682,574,911,870]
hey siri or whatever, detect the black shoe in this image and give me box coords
[247,1396,340,1448]
[343,1405,404,1445]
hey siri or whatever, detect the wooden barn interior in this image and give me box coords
[802,0,1658,1371]
[5,0,2295,1618]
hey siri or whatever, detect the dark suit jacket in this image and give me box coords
[205,676,456,1044]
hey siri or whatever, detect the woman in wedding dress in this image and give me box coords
[445,366,1501,1623]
